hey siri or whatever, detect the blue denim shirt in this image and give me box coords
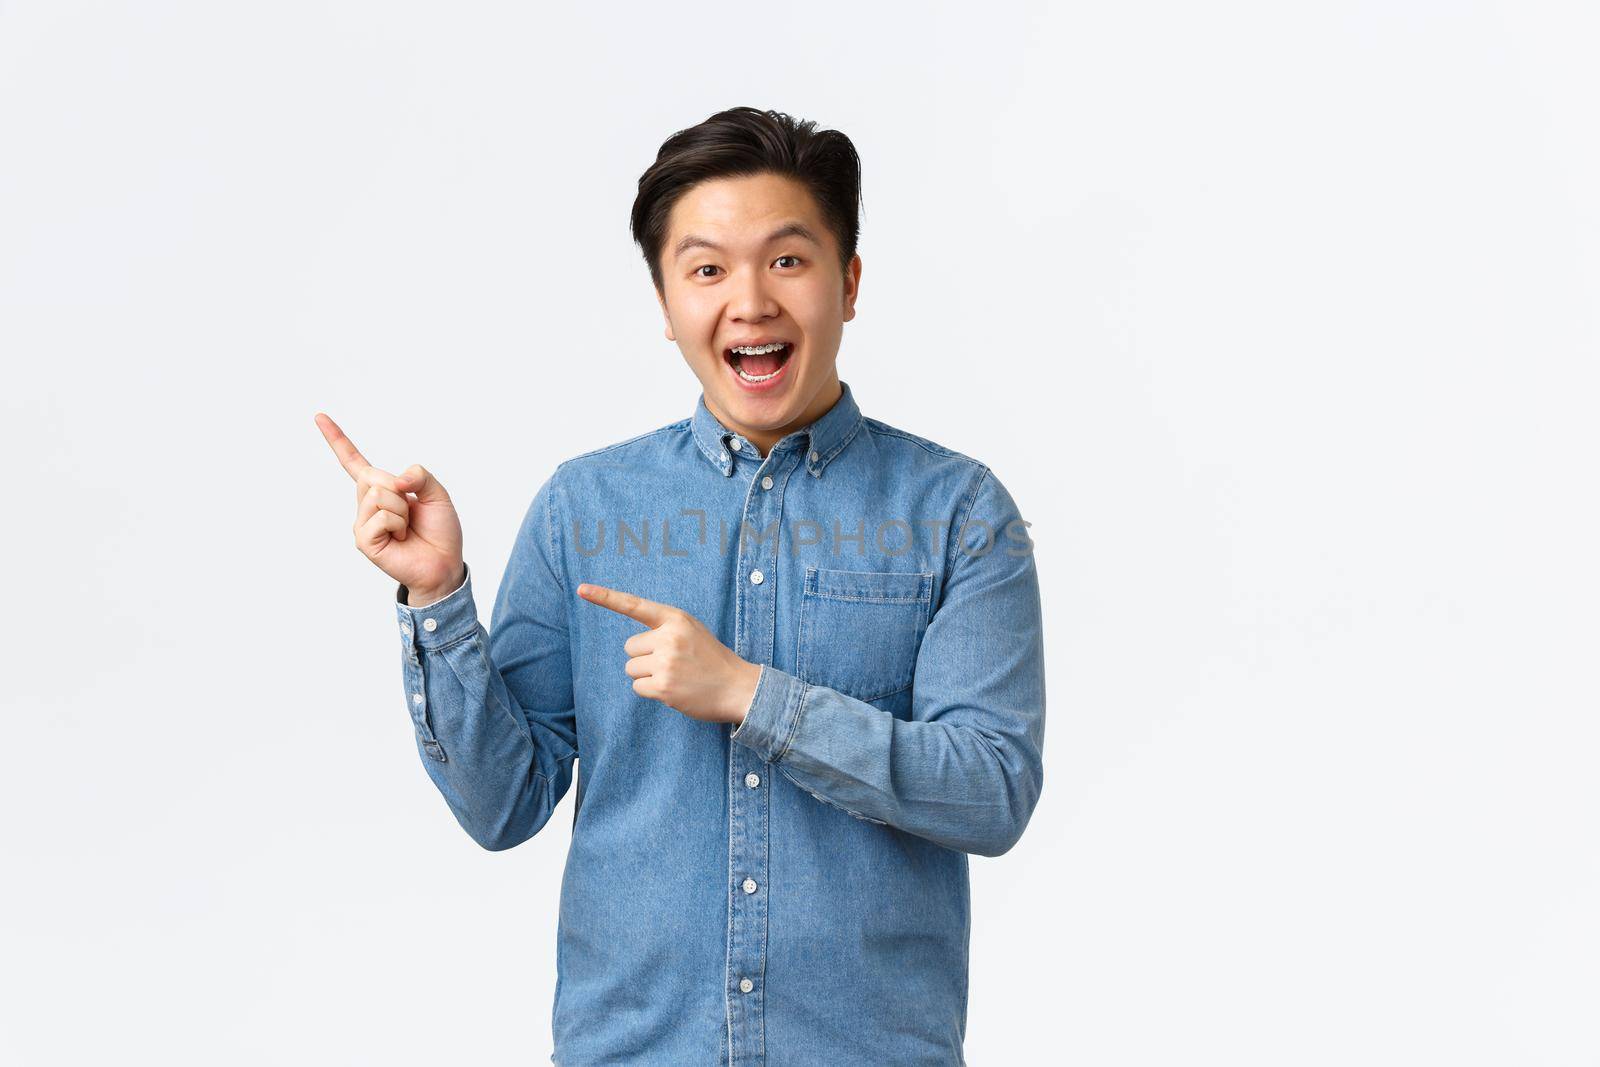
[393,380,1045,1066]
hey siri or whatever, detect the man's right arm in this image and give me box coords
[393,475,579,851]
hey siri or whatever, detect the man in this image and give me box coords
[317,106,1045,1066]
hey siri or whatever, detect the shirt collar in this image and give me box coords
[690,379,864,479]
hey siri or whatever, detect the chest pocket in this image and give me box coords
[796,566,935,705]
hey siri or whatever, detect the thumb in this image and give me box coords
[396,463,451,503]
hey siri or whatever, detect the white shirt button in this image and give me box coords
[745,772,760,788]
[730,436,746,452]
[742,877,758,894]
[809,450,819,462]
[422,618,437,632]
[739,977,754,993]
[750,569,764,585]
[412,693,424,706]
[760,475,773,490]
[400,623,411,636]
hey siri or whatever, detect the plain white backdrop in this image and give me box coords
[3,2,1596,1063]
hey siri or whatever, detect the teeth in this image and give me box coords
[728,341,790,382]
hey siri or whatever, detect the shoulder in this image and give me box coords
[853,416,1032,575]
[858,414,991,483]
[857,414,1031,530]
[546,418,694,483]
[517,420,693,523]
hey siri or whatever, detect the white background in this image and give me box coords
[3,2,1596,1063]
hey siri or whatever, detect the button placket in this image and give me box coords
[725,447,794,1064]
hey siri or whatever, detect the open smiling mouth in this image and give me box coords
[723,342,794,385]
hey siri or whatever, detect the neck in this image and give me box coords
[713,375,842,457]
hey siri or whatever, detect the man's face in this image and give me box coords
[656,171,861,451]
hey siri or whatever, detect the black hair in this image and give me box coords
[630,106,863,293]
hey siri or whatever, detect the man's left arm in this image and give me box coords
[731,467,1046,857]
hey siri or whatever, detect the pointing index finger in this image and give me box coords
[315,412,372,483]
[576,583,674,628]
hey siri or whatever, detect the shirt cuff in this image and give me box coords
[729,664,809,764]
[395,562,477,650]
[397,561,470,608]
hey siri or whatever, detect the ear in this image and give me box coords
[842,254,863,323]
[655,284,676,342]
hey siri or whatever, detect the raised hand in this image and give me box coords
[577,583,762,726]
[315,412,464,603]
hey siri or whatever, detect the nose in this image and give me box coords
[727,264,779,323]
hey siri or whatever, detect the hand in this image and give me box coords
[576,583,762,726]
[315,412,464,600]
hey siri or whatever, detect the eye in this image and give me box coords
[693,256,799,278]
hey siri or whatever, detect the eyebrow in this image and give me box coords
[672,222,821,261]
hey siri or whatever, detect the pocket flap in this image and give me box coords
[807,567,933,604]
